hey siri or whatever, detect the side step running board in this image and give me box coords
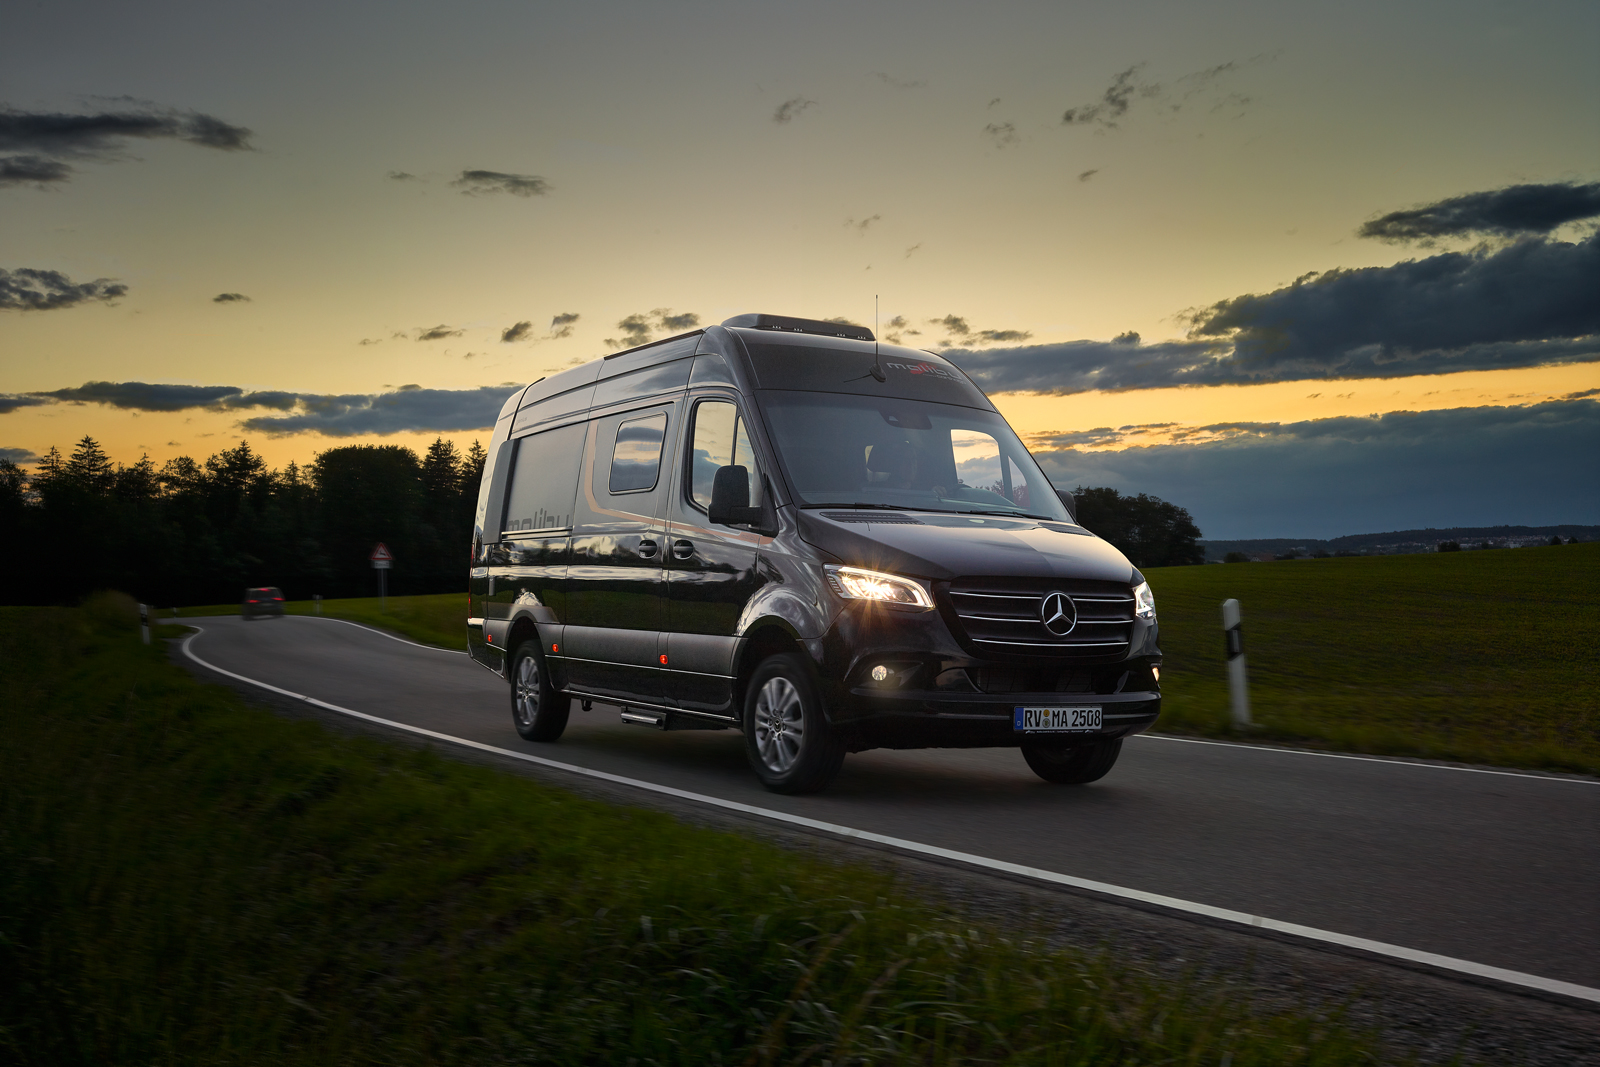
[619,707,732,731]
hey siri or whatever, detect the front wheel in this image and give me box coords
[1021,738,1122,784]
[510,641,571,742]
[743,653,845,795]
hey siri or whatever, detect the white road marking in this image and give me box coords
[179,625,1600,1007]
[1136,733,1599,784]
[230,613,469,654]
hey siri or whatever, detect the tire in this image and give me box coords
[1021,738,1122,784]
[510,640,571,742]
[743,653,845,795]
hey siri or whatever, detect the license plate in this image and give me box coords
[1013,705,1102,732]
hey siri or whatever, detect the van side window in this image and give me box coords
[610,412,667,494]
[690,400,760,510]
[502,422,584,534]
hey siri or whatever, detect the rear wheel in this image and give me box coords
[1021,738,1122,784]
[510,641,571,742]
[743,653,845,794]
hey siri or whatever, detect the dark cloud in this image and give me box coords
[773,97,816,124]
[0,106,253,156]
[30,381,297,413]
[1033,400,1600,539]
[501,320,534,343]
[0,394,51,414]
[549,312,579,339]
[977,328,1031,343]
[950,233,1600,393]
[0,446,40,464]
[983,122,1019,147]
[451,170,550,197]
[387,170,419,181]
[239,385,511,437]
[1113,331,1140,344]
[927,314,1030,347]
[605,308,699,349]
[358,337,382,346]
[212,292,250,303]
[881,315,920,344]
[844,214,881,233]
[0,154,72,186]
[0,268,127,311]
[0,105,251,187]
[1077,168,1099,182]
[416,324,463,341]
[1358,181,1600,244]
[1060,57,1262,131]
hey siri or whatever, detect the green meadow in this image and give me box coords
[0,599,1384,1066]
[173,541,1599,775]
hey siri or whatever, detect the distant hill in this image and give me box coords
[1197,524,1598,561]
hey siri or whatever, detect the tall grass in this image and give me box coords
[1146,542,1599,773]
[0,598,1389,1065]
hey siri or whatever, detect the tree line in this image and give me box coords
[0,435,1203,607]
[0,436,485,607]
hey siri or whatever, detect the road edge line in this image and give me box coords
[1137,734,1599,785]
[177,626,1600,1008]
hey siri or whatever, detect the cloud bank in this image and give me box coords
[0,104,252,185]
[1034,400,1600,539]
[604,309,699,349]
[0,446,40,464]
[1359,181,1600,243]
[0,268,127,311]
[212,292,249,303]
[948,231,1600,393]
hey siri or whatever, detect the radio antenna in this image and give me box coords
[870,294,885,381]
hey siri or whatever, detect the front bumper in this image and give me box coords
[830,686,1159,752]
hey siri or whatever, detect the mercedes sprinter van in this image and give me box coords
[467,313,1161,793]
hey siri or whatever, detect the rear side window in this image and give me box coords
[503,422,584,533]
[689,400,760,510]
[610,413,667,494]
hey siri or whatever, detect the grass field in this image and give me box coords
[168,542,1599,775]
[1145,542,1599,774]
[0,597,1383,1066]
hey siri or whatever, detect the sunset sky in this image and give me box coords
[3,0,1597,538]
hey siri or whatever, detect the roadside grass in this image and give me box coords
[1146,542,1600,775]
[0,596,1389,1066]
[173,592,468,650]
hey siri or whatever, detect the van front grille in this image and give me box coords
[945,578,1135,660]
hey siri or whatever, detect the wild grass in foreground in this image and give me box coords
[174,591,468,650]
[1146,542,1600,775]
[0,596,1391,1066]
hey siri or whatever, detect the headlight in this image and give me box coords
[1133,580,1156,620]
[824,565,934,610]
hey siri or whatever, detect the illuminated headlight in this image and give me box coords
[1133,580,1156,620]
[824,565,934,610]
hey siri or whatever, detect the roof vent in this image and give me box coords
[722,313,874,342]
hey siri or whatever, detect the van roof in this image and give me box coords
[721,313,873,342]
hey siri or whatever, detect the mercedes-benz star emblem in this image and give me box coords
[1039,591,1077,637]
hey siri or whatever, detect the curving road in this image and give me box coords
[179,613,1599,1000]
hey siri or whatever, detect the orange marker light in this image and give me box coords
[659,654,668,665]
[551,643,559,653]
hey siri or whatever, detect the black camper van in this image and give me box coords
[467,314,1160,793]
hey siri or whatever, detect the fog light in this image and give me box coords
[871,664,889,682]
[1152,666,1161,682]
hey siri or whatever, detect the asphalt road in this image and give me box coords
[182,613,1600,995]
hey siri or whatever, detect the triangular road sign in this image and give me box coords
[370,542,394,562]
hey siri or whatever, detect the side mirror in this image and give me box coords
[708,464,764,527]
[1055,488,1078,522]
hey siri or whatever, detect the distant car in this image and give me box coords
[242,586,286,618]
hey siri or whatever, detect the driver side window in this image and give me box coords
[689,400,761,511]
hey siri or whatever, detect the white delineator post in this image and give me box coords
[314,594,322,615]
[139,603,150,645]
[1222,598,1251,727]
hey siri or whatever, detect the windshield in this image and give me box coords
[756,390,1071,520]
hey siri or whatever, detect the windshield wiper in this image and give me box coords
[952,508,1063,521]
[801,502,921,511]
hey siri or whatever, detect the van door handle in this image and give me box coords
[672,539,694,559]
[638,539,659,558]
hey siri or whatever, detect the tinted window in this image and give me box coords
[744,341,991,408]
[610,413,667,494]
[688,400,760,510]
[503,422,585,533]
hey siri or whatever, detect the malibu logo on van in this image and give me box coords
[884,359,961,382]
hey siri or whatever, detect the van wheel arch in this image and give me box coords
[734,622,813,725]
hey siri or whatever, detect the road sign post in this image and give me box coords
[370,543,394,611]
[1221,598,1251,727]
